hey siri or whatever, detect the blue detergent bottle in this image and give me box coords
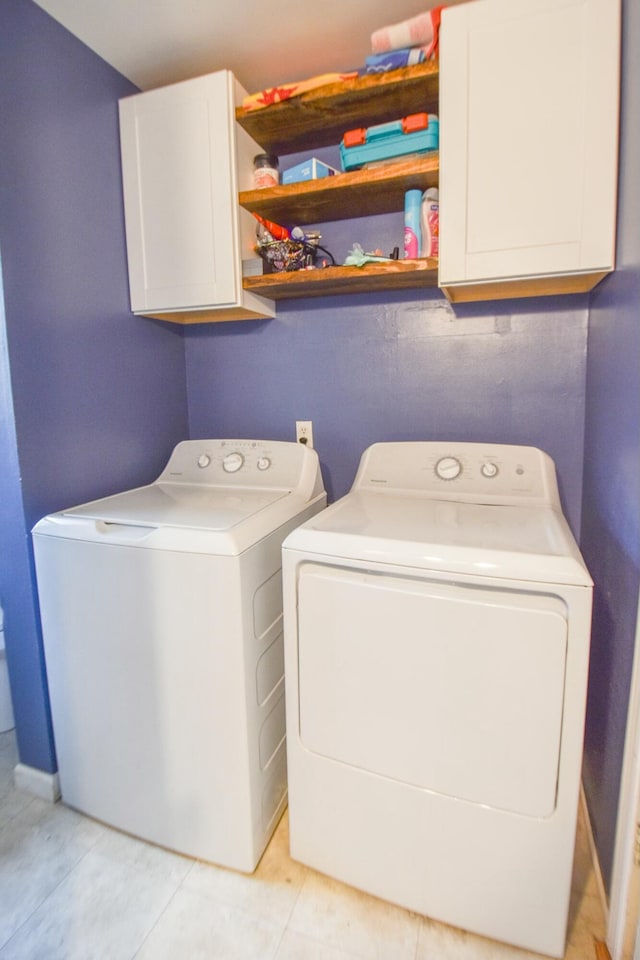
[404,189,422,259]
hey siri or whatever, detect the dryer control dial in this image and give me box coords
[222,452,244,473]
[197,454,211,469]
[257,457,271,471]
[480,461,499,478]
[435,456,462,481]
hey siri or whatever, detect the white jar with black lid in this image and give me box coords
[253,154,279,188]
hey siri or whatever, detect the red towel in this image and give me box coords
[371,8,444,59]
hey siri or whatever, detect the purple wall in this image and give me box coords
[580,0,640,892]
[0,268,53,764]
[0,0,189,772]
[186,289,589,535]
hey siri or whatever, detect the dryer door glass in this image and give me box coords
[297,563,567,818]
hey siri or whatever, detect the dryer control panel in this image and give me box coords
[353,442,561,506]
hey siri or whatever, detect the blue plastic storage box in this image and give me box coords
[340,113,439,172]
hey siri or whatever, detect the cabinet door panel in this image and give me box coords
[439,0,619,289]
[466,5,583,258]
[120,73,237,312]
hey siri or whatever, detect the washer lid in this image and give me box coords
[63,482,290,531]
[284,491,592,586]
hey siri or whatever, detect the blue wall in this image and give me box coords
[580,0,640,892]
[0,0,189,772]
[186,289,589,535]
[0,264,53,765]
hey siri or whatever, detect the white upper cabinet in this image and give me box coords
[438,0,620,302]
[119,71,274,323]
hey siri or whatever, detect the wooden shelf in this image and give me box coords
[243,259,439,300]
[236,62,439,155]
[237,62,440,304]
[239,154,439,225]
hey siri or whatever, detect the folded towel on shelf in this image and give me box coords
[371,7,444,59]
[242,72,358,112]
[364,47,428,74]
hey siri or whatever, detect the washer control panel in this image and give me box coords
[355,441,559,505]
[157,439,320,495]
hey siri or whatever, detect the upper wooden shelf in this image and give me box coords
[239,154,439,225]
[235,62,440,155]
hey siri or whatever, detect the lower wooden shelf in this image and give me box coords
[243,259,439,300]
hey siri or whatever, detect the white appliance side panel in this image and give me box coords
[237,498,327,843]
[297,564,567,818]
[34,535,254,868]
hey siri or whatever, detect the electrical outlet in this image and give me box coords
[296,420,313,448]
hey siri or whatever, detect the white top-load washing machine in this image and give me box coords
[282,441,592,958]
[33,439,325,872]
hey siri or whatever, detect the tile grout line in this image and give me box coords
[280,868,410,960]
[116,839,198,959]
[128,880,185,960]
[0,794,37,837]
[412,914,422,960]
[273,861,310,958]
[580,784,609,924]
[0,839,96,956]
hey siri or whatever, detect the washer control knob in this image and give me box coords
[480,461,499,479]
[257,457,271,471]
[435,456,462,481]
[197,454,211,469]
[222,452,244,473]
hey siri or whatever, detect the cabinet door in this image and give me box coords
[120,72,238,313]
[439,0,620,300]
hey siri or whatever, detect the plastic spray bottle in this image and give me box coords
[420,188,439,258]
[403,189,422,259]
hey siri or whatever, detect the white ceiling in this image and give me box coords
[32,0,448,94]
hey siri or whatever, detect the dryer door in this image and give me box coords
[296,563,567,818]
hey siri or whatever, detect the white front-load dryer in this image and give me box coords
[282,441,592,958]
[33,439,325,872]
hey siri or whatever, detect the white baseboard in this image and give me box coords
[581,782,609,921]
[14,762,61,802]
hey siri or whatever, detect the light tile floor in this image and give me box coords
[0,730,606,959]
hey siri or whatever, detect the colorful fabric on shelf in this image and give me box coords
[371,7,444,60]
[365,47,428,74]
[242,72,358,112]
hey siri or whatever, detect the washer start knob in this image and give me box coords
[435,456,462,481]
[222,452,244,473]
